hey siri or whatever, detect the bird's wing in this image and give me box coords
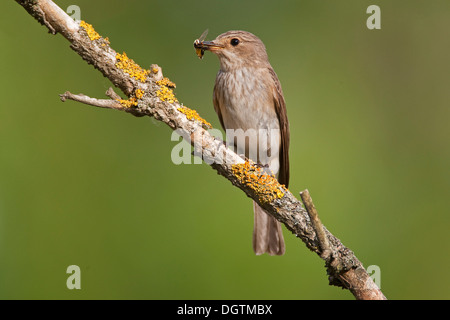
[269,67,290,188]
[213,79,226,130]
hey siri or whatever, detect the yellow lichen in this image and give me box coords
[231,161,285,204]
[156,77,176,88]
[115,52,150,83]
[79,20,101,41]
[135,89,144,99]
[101,37,110,46]
[155,76,178,104]
[177,106,212,128]
[117,97,137,108]
[156,86,177,104]
[116,89,145,108]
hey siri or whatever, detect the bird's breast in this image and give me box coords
[215,67,279,132]
[214,67,281,171]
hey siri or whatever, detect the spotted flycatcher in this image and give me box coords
[195,30,290,255]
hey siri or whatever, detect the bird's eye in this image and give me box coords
[230,38,240,46]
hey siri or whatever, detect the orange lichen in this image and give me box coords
[231,161,285,204]
[115,52,149,83]
[177,106,212,128]
[79,20,101,41]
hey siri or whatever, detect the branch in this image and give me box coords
[60,91,121,110]
[16,0,386,300]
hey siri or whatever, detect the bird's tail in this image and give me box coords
[252,201,285,255]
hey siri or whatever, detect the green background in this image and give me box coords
[1,0,449,299]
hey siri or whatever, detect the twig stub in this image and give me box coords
[299,189,331,259]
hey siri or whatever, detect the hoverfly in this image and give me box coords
[193,29,209,59]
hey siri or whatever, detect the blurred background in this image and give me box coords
[1,0,449,299]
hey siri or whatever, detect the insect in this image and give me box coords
[193,29,209,59]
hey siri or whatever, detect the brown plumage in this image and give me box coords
[197,30,290,255]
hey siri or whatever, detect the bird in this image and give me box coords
[195,30,290,255]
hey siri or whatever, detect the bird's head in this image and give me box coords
[194,30,270,71]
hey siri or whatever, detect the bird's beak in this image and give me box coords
[195,41,224,51]
[194,40,224,59]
